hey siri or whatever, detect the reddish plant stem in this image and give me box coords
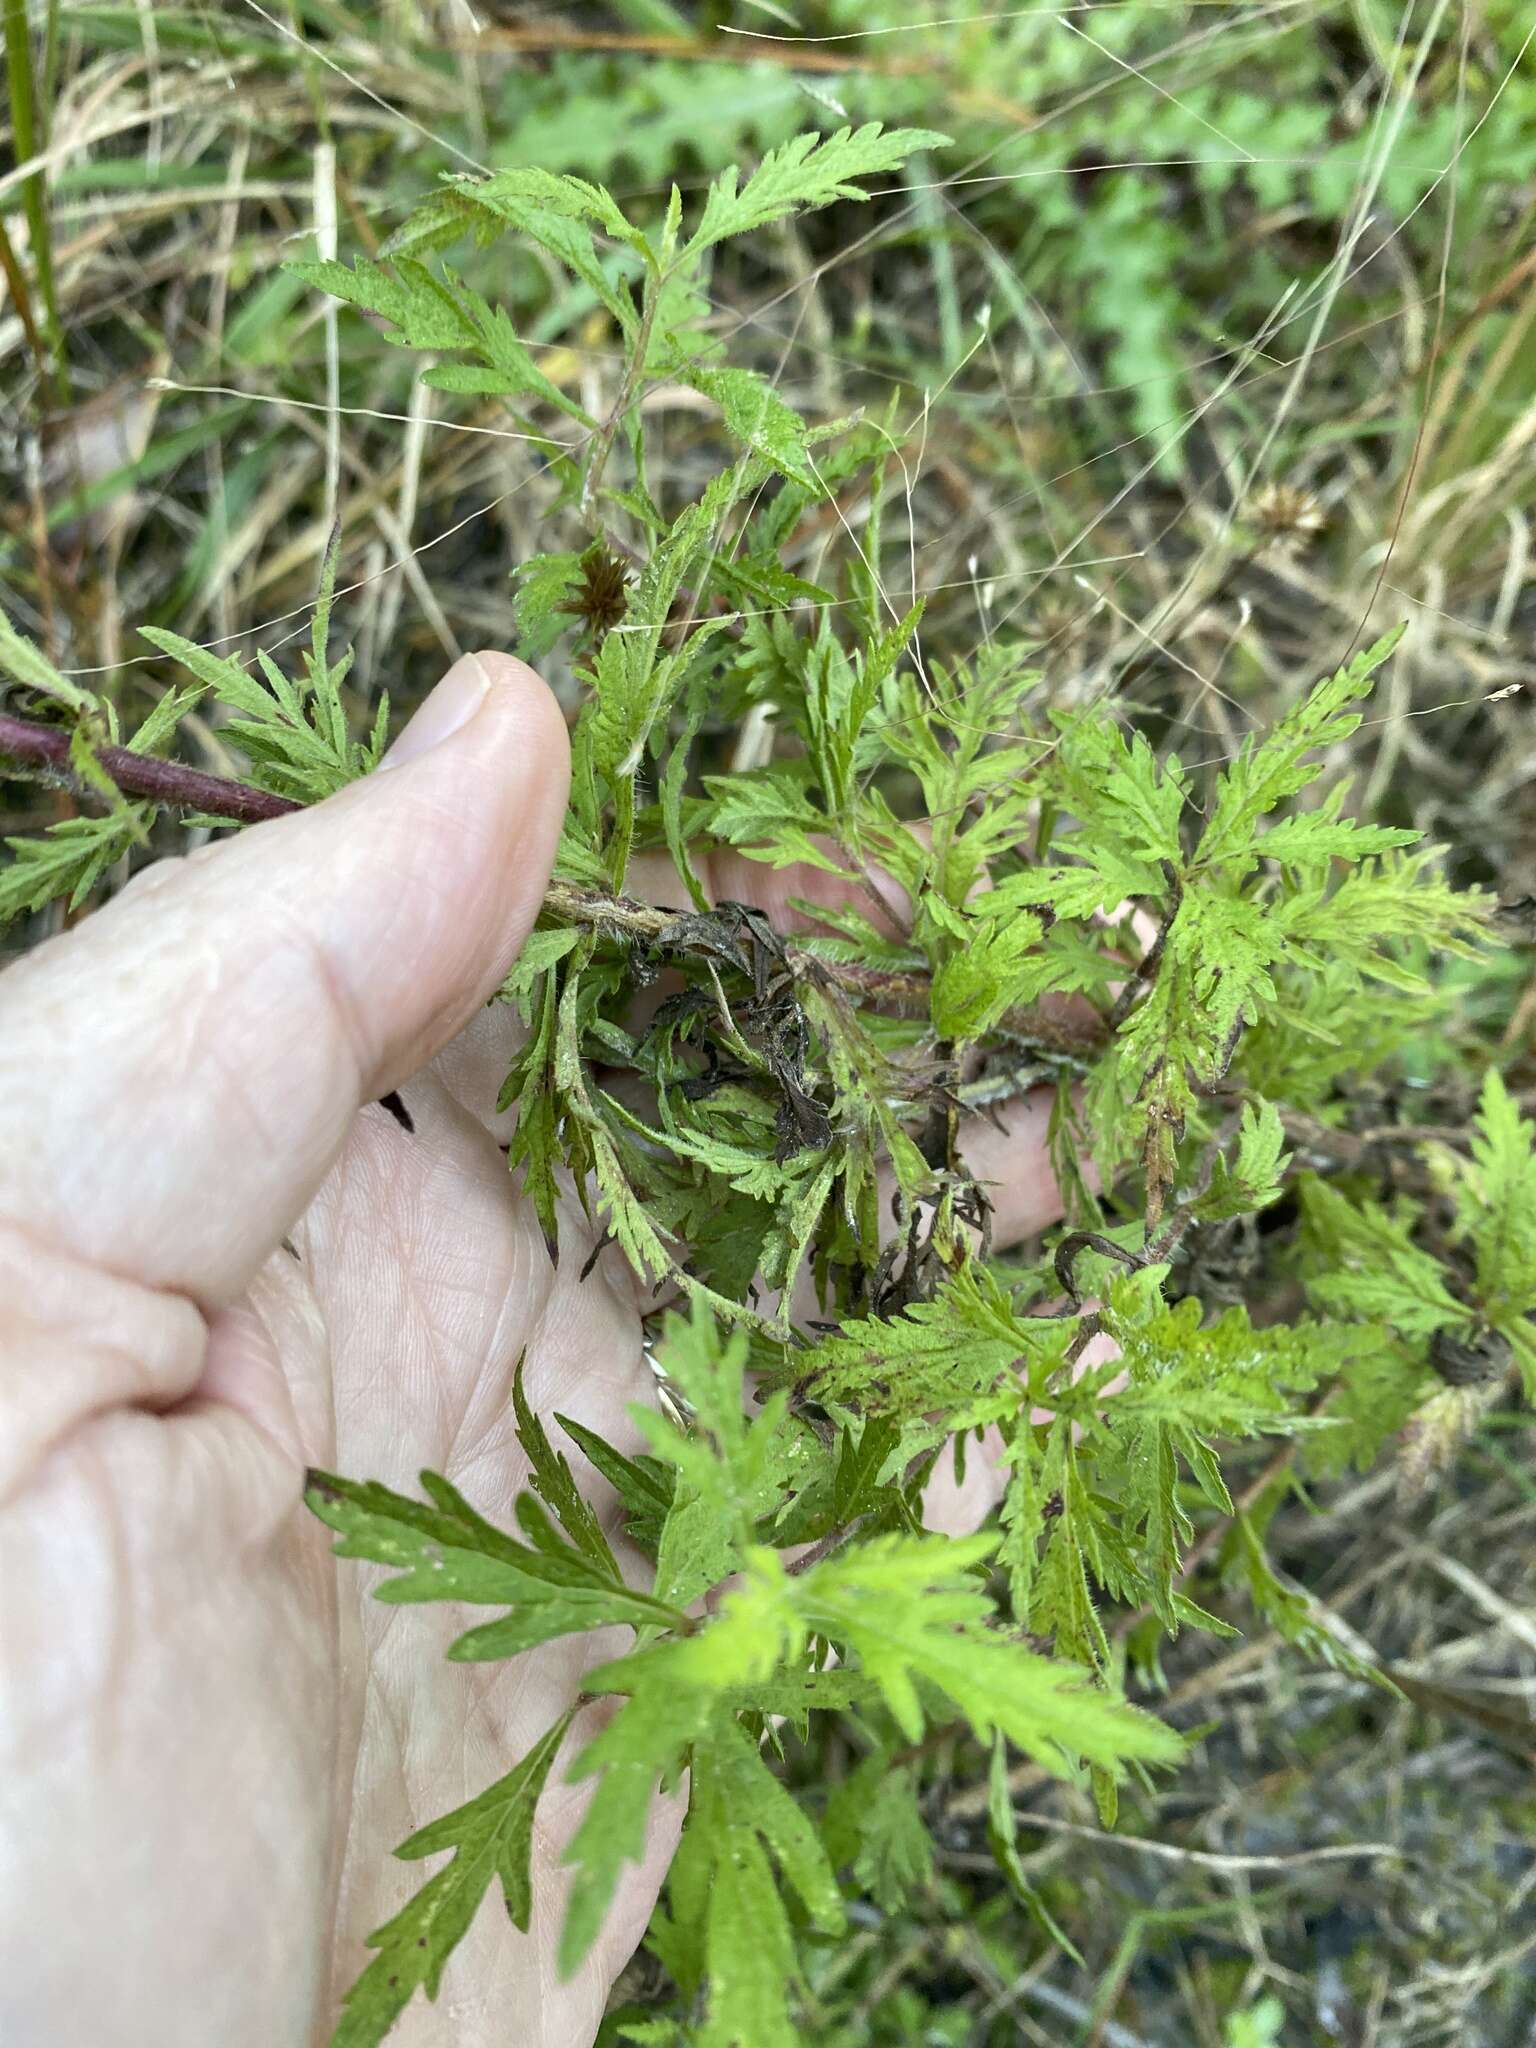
[0,712,300,825]
[0,709,1111,1057]
[1106,858,1181,1032]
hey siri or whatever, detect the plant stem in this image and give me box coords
[3,0,67,403]
[0,713,298,824]
[1106,860,1181,1032]
[0,708,1111,1055]
[580,276,659,525]
[0,210,47,381]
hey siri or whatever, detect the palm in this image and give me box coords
[0,1004,666,2048]
[299,991,1064,2043]
[293,886,1073,2043]
[289,1008,677,2045]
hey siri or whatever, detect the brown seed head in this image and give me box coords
[560,541,631,643]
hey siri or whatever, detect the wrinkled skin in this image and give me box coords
[0,655,1083,2046]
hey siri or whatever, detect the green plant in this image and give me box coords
[470,2,1536,465]
[1,122,1530,2048]
[1225,1993,1287,2048]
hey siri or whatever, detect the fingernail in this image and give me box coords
[381,654,491,770]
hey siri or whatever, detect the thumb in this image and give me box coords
[0,651,569,1306]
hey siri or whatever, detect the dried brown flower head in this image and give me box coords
[559,540,631,644]
[1249,481,1327,548]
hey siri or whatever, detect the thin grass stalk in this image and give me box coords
[0,205,45,371]
[2,0,67,401]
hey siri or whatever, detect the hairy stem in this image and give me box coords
[0,709,1111,1055]
[0,712,299,824]
[579,279,659,525]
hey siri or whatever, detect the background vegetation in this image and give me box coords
[2,4,1534,2044]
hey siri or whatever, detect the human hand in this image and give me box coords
[0,652,1079,2046]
